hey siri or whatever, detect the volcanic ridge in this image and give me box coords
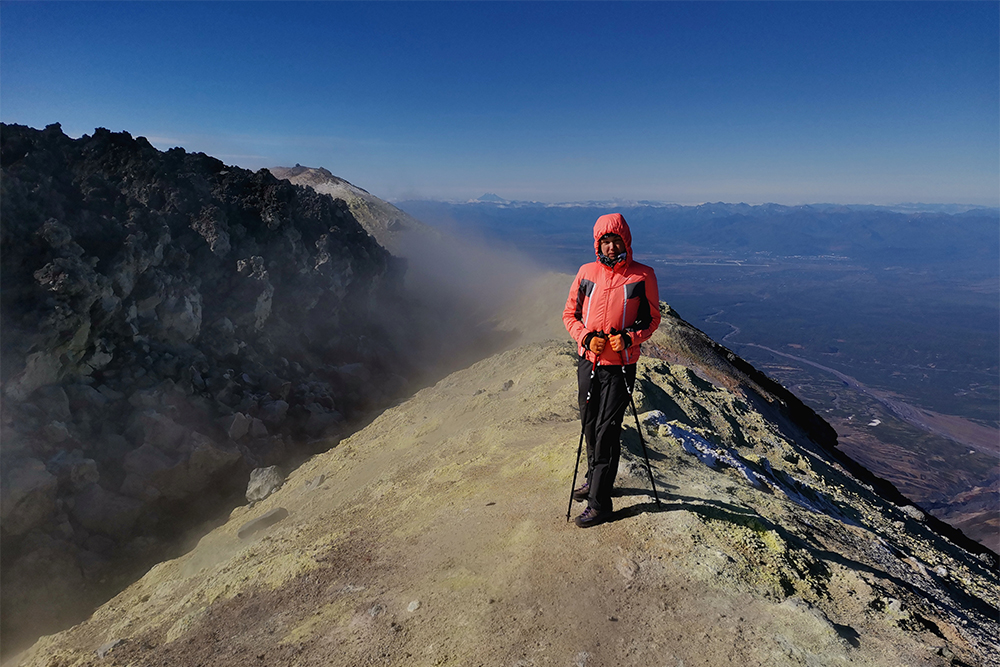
[1,124,997,667]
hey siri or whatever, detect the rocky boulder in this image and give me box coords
[246,466,284,503]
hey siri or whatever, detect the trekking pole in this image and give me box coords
[614,341,662,508]
[567,344,601,522]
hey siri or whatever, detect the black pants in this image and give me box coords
[578,355,636,513]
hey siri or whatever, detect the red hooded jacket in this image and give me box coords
[563,214,661,366]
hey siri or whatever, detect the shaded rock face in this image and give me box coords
[0,123,412,650]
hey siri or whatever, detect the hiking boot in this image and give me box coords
[572,482,590,501]
[574,506,611,528]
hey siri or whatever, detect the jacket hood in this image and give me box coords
[593,213,633,265]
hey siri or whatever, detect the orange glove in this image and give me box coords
[609,332,632,352]
[588,335,606,355]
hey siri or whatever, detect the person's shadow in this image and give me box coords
[607,487,758,524]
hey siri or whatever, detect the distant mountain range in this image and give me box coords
[454,196,997,216]
[397,198,1000,274]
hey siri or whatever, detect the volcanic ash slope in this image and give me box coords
[16,340,999,667]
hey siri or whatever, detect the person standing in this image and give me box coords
[563,213,661,527]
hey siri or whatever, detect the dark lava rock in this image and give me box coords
[0,122,414,649]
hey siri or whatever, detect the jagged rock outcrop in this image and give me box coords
[268,166,437,256]
[0,123,415,649]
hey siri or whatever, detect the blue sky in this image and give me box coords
[2,1,998,205]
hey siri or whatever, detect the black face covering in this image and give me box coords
[598,251,625,268]
[598,233,626,267]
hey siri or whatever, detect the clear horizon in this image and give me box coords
[2,2,998,207]
[388,192,997,209]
